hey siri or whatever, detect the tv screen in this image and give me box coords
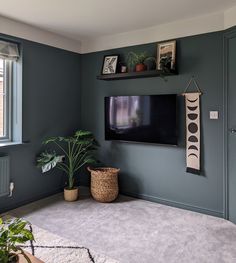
[105,94,178,145]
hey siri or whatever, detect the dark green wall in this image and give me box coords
[0,35,81,212]
[80,31,224,217]
[0,31,224,217]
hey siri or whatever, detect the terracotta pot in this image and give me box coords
[17,251,44,263]
[135,63,146,72]
[11,255,20,263]
[64,187,79,202]
[10,254,19,263]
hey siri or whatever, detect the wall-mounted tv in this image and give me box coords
[105,94,178,145]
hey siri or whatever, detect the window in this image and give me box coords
[0,40,21,145]
[0,59,12,141]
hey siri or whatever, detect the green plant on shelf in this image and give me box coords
[159,56,172,73]
[126,52,157,72]
[126,52,147,70]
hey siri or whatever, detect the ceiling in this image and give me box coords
[0,0,236,41]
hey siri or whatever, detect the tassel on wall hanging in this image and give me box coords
[182,76,202,175]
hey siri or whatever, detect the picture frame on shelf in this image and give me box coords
[157,40,176,71]
[101,55,119,75]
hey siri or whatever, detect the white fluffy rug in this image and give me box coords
[23,225,118,263]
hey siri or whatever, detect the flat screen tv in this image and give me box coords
[105,94,178,145]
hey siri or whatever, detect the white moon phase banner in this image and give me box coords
[185,93,201,174]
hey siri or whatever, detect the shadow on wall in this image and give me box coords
[118,171,143,196]
[108,141,143,195]
[177,95,186,149]
[177,37,202,75]
[199,98,206,177]
[78,167,90,186]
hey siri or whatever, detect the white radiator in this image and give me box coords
[0,156,10,197]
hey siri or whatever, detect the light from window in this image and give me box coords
[0,59,3,137]
[0,58,12,141]
[0,40,21,145]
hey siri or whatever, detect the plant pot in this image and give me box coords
[64,187,79,202]
[135,63,146,72]
[9,254,19,263]
[160,66,171,74]
[144,60,156,70]
[120,65,127,73]
[128,65,136,72]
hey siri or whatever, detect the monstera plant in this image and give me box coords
[0,217,34,263]
[37,130,99,201]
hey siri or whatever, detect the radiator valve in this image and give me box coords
[9,182,14,197]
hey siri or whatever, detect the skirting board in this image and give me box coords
[1,185,223,218]
[0,188,63,214]
[120,190,224,218]
[79,185,223,218]
[0,186,91,214]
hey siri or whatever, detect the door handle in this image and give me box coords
[229,128,236,134]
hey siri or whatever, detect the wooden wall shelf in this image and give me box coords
[97,70,177,81]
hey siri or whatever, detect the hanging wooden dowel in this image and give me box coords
[181,92,202,96]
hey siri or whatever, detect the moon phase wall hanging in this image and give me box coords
[182,76,202,175]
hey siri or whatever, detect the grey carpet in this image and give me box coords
[7,189,236,263]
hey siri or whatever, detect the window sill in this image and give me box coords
[0,141,26,147]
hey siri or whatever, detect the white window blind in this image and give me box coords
[0,40,19,61]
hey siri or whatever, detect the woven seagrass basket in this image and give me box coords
[87,167,120,203]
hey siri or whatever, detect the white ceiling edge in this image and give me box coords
[81,12,226,54]
[0,15,81,53]
[224,5,236,29]
[0,5,236,55]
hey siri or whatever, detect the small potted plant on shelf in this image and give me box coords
[126,52,157,72]
[0,217,34,263]
[37,130,99,202]
[118,62,127,73]
[126,52,147,72]
[144,56,156,70]
[159,55,172,73]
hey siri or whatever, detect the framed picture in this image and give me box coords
[101,55,119,75]
[157,40,176,70]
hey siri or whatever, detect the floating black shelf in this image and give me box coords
[97,70,177,81]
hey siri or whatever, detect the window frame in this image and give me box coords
[0,59,13,142]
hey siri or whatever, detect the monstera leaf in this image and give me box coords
[37,151,64,173]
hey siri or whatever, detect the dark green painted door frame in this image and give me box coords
[223,27,236,222]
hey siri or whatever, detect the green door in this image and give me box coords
[226,30,236,224]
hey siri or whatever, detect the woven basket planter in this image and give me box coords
[87,167,120,203]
